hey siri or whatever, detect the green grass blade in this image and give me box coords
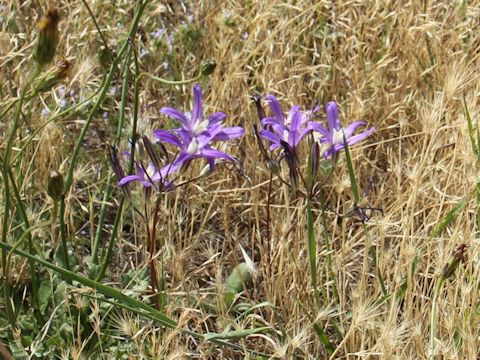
[463,97,478,158]
[342,132,360,204]
[306,198,320,307]
[0,240,273,356]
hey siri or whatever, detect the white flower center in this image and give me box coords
[145,164,157,179]
[192,119,209,135]
[187,138,200,155]
[332,128,346,145]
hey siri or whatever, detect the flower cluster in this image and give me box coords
[313,101,375,159]
[119,85,244,189]
[258,95,375,159]
[259,95,319,152]
[117,85,375,192]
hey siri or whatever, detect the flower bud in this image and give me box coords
[34,8,60,66]
[441,243,467,280]
[142,136,166,171]
[280,140,298,190]
[251,94,266,122]
[47,170,64,201]
[200,59,216,77]
[226,262,253,294]
[267,160,280,175]
[309,141,320,184]
[98,46,115,71]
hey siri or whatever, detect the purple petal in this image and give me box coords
[135,163,146,177]
[153,129,182,147]
[269,143,281,151]
[199,148,234,161]
[195,133,215,148]
[261,116,283,127]
[310,122,331,139]
[164,159,182,176]
[207,158,215,171]
[310,104,320,114]
[343,121,366,138]
[177,130,193,147]
[160,107,191,131]
[290,110,302,131]
[326,101,340,131]
[287,106,301,124]
[192,84,203,123]
[265,95,284,125]
[259,129,281,145]
[172,152,193,169]
[347,127,375,146]
[261,116,285,135]
[208,112,227,124]
[323,147,337,159]
[297,123,316,143]
[211,126,245,141]
[118,175,142,186]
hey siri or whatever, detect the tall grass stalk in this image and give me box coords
[63,0,148,194]
[430,276,444,360]
[91,47,133,265]
[1,64,42,326]
[96,51,142,281]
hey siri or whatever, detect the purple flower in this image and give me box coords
[160,85,243,140]
[259,95,318,151]
[118,161,178,188]
[313,101,375,158]
[155,84,244,171]
[153,129,236,171]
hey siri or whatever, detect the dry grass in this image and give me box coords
[1,0,480,359]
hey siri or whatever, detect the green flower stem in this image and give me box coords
[95,51,142,281]
[306,197,320,308]
[1,64,42,327]
[63,0,148,194]
[81,0,109,50]
[95,197,125,281]
[139,71,202,85]
[129,50,141,174]
[430,277,445,360]
[319,200,340,304]
[91,48,132,264]
[6,165,39,309]
[58,196,70,273]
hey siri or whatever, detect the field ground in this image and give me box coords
[1,1,480,359]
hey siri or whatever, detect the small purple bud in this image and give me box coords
[310,141,320,184]
[251,94,266,122]
[142,135,165,170]
[280,140,298,190]
[108,146,131,198]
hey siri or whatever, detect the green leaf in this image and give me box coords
[38,280,51,315]
[342,131,360,204]
[463,97,479,158]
